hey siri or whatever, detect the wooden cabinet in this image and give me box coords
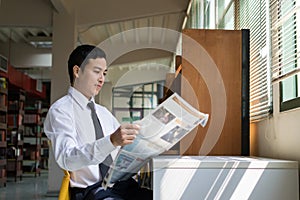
[0,77,7,187]
[180,29,249,156]
[7,89,25,181]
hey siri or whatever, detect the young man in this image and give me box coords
[44,45,152,200]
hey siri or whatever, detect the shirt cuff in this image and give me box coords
[94,134,117,161]
[104,135,116,151]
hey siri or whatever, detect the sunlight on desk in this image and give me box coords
[152,156,299,200]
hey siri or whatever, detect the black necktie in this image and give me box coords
[88,101,113,179]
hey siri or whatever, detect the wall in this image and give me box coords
[0,0,52,27]
[251,82,300,189]
[0,42,51,67]
[0,42,52,80]
[98,81,113,111]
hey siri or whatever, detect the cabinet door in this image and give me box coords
[180,29,249,156]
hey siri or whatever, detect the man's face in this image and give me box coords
[73,57,107,99]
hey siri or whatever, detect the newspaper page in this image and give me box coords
[102,93,209,188]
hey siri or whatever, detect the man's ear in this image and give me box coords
[73,65,80,78]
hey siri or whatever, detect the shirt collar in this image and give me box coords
[68,87,95,110]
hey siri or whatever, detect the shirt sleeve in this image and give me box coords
[44,106,117,171]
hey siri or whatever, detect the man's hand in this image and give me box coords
[110,124,140,146]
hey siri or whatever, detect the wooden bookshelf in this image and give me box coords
[7,89,25,181]
[0,76,7,187]
[0,65,48,179]
[23,101,43,177]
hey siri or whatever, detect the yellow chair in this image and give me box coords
[58,170,70,200]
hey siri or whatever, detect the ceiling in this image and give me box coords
[0,0,191,80]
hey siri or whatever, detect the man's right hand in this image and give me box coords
[110,124,140,146]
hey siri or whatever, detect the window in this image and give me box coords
[112,81,164,123]
[270,0,300,111]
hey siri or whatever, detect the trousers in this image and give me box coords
[70,178,152,200]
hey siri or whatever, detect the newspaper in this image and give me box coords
[102,93,209,188]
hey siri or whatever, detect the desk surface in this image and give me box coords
[152,156,299,200]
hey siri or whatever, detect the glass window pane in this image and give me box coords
[282,75,297,102]
[144,84,153,92]
[216,0,234,29]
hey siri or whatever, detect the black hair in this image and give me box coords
[67,44,106,85]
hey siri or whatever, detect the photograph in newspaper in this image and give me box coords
[161,126,188,144]
[102,93,209,189]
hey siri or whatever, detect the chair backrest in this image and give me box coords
[58,170,70,200]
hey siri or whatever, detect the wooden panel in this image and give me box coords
[180,29,242,155]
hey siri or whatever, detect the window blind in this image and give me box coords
[270,0,299,82]
[237,0,272,121]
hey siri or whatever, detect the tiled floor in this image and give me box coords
[0,171,57,200]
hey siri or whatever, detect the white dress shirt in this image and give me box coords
[44,87,120,188]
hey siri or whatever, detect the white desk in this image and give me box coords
[152,156,299,200]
